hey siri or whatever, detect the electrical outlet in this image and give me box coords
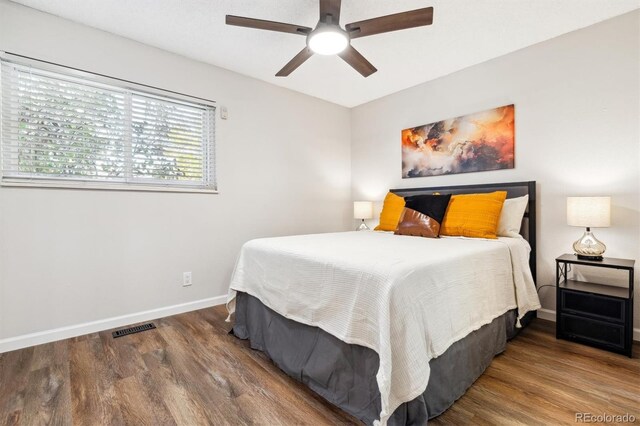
[183,272,192,287]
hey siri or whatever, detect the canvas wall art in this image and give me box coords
[402,104,515,178]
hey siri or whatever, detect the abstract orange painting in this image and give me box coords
[402,105,515,178]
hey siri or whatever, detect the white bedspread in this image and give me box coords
[226,231,540,425]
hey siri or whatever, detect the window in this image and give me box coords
[0,56,216,191]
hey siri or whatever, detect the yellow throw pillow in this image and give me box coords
[374,192,406,231]
[440,191,507,239]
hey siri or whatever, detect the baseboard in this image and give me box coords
[3,301,637,353]
[535,308,640,343]
[537,308,556,322]
[0,295,227,354]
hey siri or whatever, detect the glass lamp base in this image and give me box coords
[573,228,606,261]
[357,220,370,231]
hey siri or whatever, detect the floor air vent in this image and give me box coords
[112,322,156,338]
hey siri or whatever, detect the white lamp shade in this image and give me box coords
[567,196,611,228]
[353,201,373,220]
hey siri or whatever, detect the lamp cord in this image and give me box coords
[536,264,571,293]
[536,265,570,294]
[536,284,555,294]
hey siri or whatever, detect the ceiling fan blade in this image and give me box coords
[276,48,314,77]
[345,7,433,39]
[226,15,311,35]
[319,0,342,25]
[338,45,377,77]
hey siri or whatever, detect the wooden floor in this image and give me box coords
[1,307,638,426]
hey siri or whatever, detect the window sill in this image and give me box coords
[0,179,219,194]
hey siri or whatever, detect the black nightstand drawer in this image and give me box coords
[560,313,625,349]
[560,290,625,323]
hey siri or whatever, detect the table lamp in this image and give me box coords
[567,196,610,260]
[354,201,373,231]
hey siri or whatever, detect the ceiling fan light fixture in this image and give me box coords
[307,27,349,55]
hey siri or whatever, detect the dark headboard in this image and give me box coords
[390,181,537,286]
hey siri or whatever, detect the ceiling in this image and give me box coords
[10,0,639,107]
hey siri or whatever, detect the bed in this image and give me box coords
[227,181,540,425]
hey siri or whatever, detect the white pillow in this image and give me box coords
[497,195,529,237]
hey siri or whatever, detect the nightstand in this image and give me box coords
[556,254,634,357]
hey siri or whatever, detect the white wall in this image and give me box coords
[0,0,352,349]
[351,11,640,329]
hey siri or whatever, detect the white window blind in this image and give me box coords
[0,58,216,191]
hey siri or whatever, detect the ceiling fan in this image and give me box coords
[226,1,434,78]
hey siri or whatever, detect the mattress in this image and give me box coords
[227,231,540,425]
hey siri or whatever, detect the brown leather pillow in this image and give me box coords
[395,208,441,238]
[394,194,452,238]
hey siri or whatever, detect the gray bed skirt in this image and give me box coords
[232,292,520,425]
